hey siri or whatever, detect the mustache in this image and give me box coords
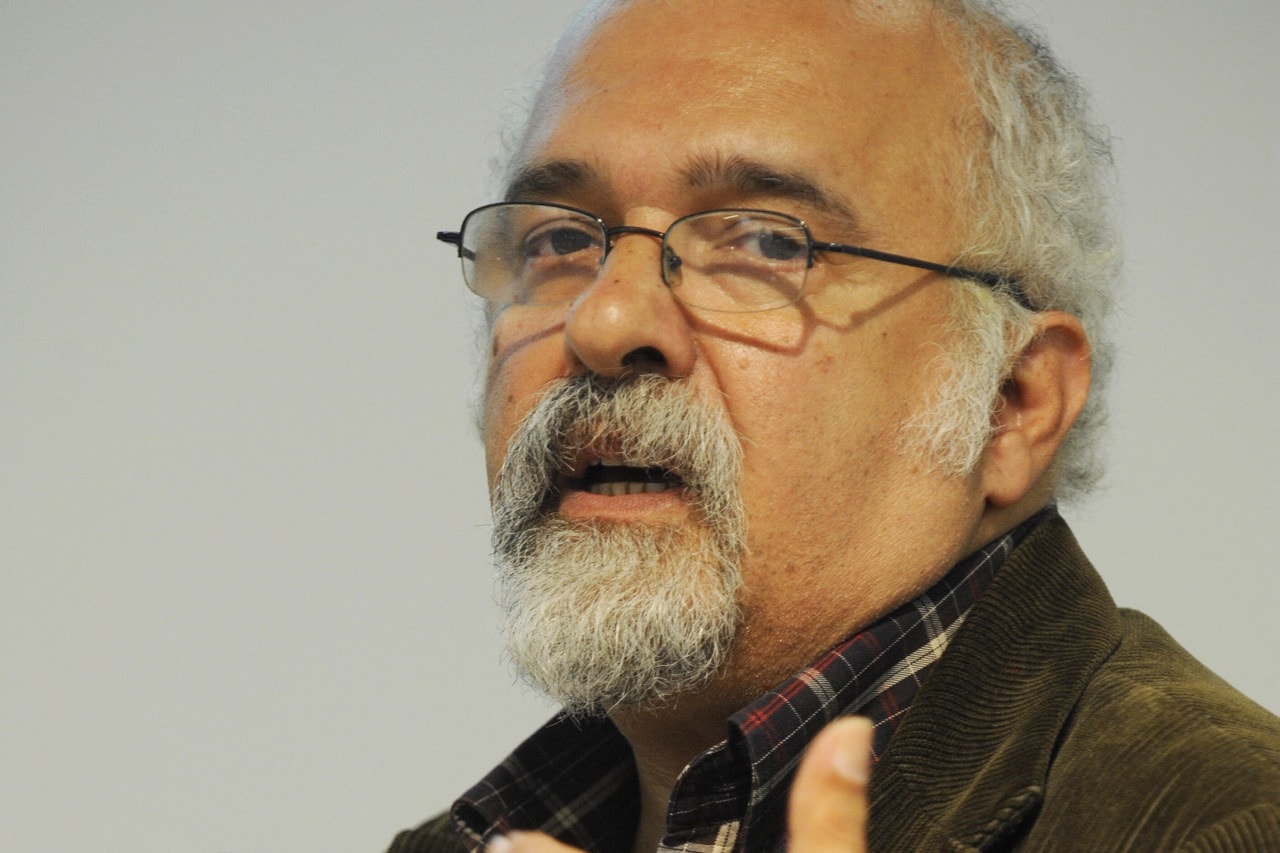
[491,373,744,540]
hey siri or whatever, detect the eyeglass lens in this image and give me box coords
[459,203,811,312]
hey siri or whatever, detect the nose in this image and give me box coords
[562,229,697,379]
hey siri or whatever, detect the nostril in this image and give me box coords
[621,346,668,373]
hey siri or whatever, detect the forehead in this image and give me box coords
[515,0,974,234]
[553,0,948,96]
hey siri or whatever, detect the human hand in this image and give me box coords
[487,716,872,853]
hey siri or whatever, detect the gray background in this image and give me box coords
[2,2,1276,851]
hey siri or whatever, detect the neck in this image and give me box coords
[611,695,737,853]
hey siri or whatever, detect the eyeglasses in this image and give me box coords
[437,202,1029,313]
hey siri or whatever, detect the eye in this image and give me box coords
[507,214,604,305]
[750,229,806,261]
[522,219,601,258]
[708,214,807,263]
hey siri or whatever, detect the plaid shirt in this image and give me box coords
[451,510,1050,852]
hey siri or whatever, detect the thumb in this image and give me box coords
[487,831,584,853]
[787,716,873,853]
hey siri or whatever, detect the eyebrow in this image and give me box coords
[681,153,859,225]
[504,159,595,203]
[505,154,859,225]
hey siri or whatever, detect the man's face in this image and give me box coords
[484,0,995,706]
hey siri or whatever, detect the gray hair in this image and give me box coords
[921,0,1120,502]
[497,0,1120,503]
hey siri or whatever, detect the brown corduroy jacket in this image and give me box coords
[387,516,1280,852]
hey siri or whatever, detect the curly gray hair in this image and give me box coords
[902,0,1119,503]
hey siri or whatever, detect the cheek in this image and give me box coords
[722,334,895,457]
[481,372,515,487]
[720,350,859,520]
[718,329,936,545]
[482,319,568,486]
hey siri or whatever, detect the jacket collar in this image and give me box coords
[868,515,1122,851]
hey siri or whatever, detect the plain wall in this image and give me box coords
[2,2,1276,850]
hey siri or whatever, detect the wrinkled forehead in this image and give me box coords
[507,0,963,185]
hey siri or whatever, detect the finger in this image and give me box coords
[787,716,873,853]
[487,830,585,853]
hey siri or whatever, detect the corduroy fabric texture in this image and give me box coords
[387,517,1280,852]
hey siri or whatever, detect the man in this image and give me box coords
[391,0,1280,850]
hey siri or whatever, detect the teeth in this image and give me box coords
[587,481,672,496]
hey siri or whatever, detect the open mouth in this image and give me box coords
[561,459,685,497]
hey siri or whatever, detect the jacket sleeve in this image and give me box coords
[386,812,466,853]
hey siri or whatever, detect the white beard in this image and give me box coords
[491,374,746,714]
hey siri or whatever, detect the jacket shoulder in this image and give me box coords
[1030,609,1280,849]
[386,812,466,853]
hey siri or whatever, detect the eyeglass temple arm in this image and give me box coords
[437,230,477,261]
[812,241,1032,309]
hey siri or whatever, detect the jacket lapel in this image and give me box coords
[866,516,1123,852]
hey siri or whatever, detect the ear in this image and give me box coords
[981,311,1091,508]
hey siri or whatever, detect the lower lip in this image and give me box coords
[557,487,691,521]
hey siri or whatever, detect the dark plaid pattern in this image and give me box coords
[451,510,1051,852]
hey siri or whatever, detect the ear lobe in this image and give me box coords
[981,311,1091,508]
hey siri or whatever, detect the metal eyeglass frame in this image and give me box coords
[437,201,1032,311]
